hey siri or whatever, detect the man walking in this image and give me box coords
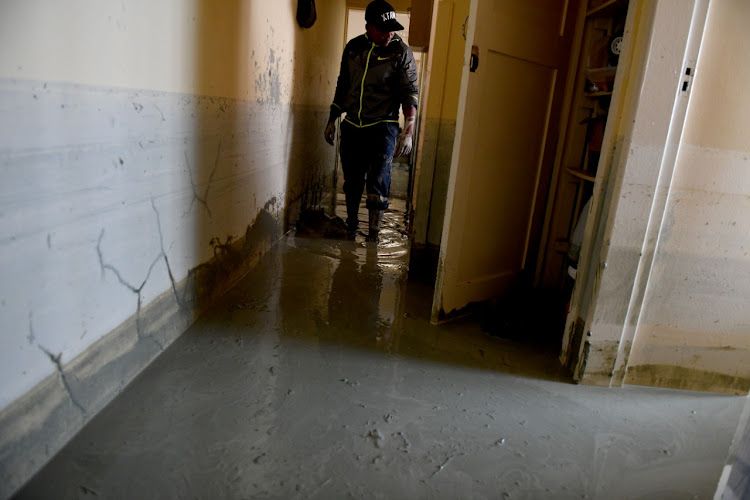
[324,0,419,243]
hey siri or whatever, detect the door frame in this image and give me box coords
[560,0,710,386]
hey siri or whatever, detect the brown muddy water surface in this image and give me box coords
[16,199,746,499]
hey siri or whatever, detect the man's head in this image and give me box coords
[365,0,404,46]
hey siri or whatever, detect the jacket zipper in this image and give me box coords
[358,43,376,127]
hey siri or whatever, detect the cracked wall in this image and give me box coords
[0,0,345,496]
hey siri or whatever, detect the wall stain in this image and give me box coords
[578,341,591,380]
[627,364,750,395]
[255,45,282,105]
[189,198,282,311]
[577,340,619,383]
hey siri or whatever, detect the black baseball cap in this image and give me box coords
[365,0,405,32]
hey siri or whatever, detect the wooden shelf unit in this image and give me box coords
[538,0,629,289]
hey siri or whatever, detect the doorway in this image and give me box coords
[410,1,623,352]
[418,1,590,332]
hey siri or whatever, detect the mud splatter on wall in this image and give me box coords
[0,1,346,495]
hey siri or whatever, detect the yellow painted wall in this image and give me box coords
[424,0,468,122]
[412,0,469,246]
[0,0,341,106]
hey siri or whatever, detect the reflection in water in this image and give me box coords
[281,203,409,355]
[18,191,743,500]
[327,243,383,340]
[277,194,571,378]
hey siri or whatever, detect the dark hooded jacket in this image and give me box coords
[330,33,418,127]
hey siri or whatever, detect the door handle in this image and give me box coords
[470,45,479,72]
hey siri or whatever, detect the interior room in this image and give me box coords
[1,0,749,498]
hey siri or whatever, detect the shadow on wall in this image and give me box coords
[285,0,343,229]
[188,2,287,313]
[187,1,341,313]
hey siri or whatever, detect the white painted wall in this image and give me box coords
[625,0,750,391]
[0,0,345,413]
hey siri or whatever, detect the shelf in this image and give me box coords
[586,0,627,18]
[584,91,613,97]
[566,167,596,183]
[587,66,617,77]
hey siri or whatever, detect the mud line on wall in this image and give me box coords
[626,365,750,395]
[190,199,282,311]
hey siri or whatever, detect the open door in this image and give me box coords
[432,0,580,322]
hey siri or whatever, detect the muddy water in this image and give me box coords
[16,197,746,499]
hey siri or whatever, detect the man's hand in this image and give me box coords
[394,113,416,157]
[395,132,413,157]
[324,120,336,145]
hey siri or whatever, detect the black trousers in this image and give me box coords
[340,120,398,220]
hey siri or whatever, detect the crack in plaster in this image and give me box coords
[153,103,166,121]
[96,228,163,350]
[27,311,36,344]
[37,345,87,417]
[184,140,221,218]
[93,196,190,356]
[151,197,184,310]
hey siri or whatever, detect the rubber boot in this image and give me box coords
[366,209,384,243]
[345,194,360,239]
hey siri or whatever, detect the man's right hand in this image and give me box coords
[324,120,336,145]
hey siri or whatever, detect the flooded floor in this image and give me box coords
[16,195,746,499]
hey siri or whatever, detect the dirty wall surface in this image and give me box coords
[412,0,468,249]
[0,1,345,496]
[15,224,747,499]
[625,0,750,393]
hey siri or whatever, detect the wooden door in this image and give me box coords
[432,0,579,321]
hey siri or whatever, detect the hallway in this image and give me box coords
[15,197,746,499]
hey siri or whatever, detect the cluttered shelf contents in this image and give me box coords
[562,0,628,281]
[539,0,629,290]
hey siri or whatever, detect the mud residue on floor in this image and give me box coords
[16,219,747,498]
[295,208,348,239]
